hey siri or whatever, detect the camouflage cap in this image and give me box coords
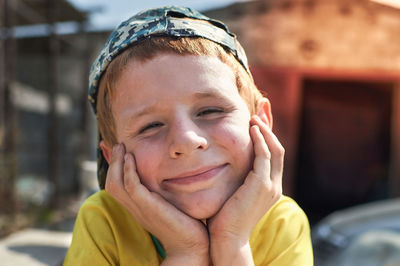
[88,6,250,189]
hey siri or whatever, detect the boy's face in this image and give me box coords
[110,54,254,219]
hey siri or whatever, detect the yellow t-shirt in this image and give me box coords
[64,190,313,265]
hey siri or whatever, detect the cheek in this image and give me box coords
[129,143,163,188]
[217,121,253,163]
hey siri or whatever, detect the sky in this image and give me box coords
[67,0,250,30]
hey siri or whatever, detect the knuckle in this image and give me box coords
[265,153,272,160]
[273,186,282,200]
[124,178,135,195]
[278,146,285,157]
[277,186,283,196]
[261,147,271,159]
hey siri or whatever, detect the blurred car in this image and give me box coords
[312,198,400,266]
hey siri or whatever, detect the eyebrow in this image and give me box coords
[192,90,230,101]
[124,105,158,128]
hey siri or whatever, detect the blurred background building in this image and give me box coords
[0,0,399,237]
[205,0,400,223]
[0,0,95,234]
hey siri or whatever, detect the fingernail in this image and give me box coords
[124,154,129,162]
[250,115,257,124]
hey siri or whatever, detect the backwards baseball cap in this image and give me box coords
[88,6,251,189]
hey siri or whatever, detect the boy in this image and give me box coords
[65,6,313,265]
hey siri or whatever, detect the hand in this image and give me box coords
[207,115,284,265]
[105,144,210,265]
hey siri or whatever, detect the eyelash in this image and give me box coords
[197,107,224,117]
[138,122,164,134]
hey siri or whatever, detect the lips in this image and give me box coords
[163,164,228,187]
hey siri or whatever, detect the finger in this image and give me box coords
[249,124,271,182]
[122,153,171,217]
[117,151,158,224]
[122,164,199,235]
[251,116,284,182]
[105,143,126,192]
[123,153,143,195]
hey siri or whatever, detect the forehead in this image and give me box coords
[113,54,239,106]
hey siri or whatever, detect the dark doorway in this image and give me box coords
[295,79,393,224]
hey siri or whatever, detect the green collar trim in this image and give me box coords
[150,234,166,259]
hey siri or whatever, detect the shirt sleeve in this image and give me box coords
[63,196,119,266]
[250,196,314,266]
[63,191,161,266]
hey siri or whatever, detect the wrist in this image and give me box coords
[209,226,250,247]
[163,241,210,266]
[162,251,210,266]
[210,238,253,266]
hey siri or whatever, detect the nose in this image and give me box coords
[168,119,208,158]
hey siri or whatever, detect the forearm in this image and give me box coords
[210,239,254,266]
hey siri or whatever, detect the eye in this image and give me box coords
[197,108,224,117]
[138,122,163,134]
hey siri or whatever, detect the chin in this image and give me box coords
[167,181,244,220]
[185,206,220,220]
[178,195,227,220]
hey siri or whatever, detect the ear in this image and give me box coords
[100,140,113,164]
[257,97,273,129]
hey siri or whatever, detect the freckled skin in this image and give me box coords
[112,54,254,219]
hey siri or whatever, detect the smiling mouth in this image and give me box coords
[163,164,228,187]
